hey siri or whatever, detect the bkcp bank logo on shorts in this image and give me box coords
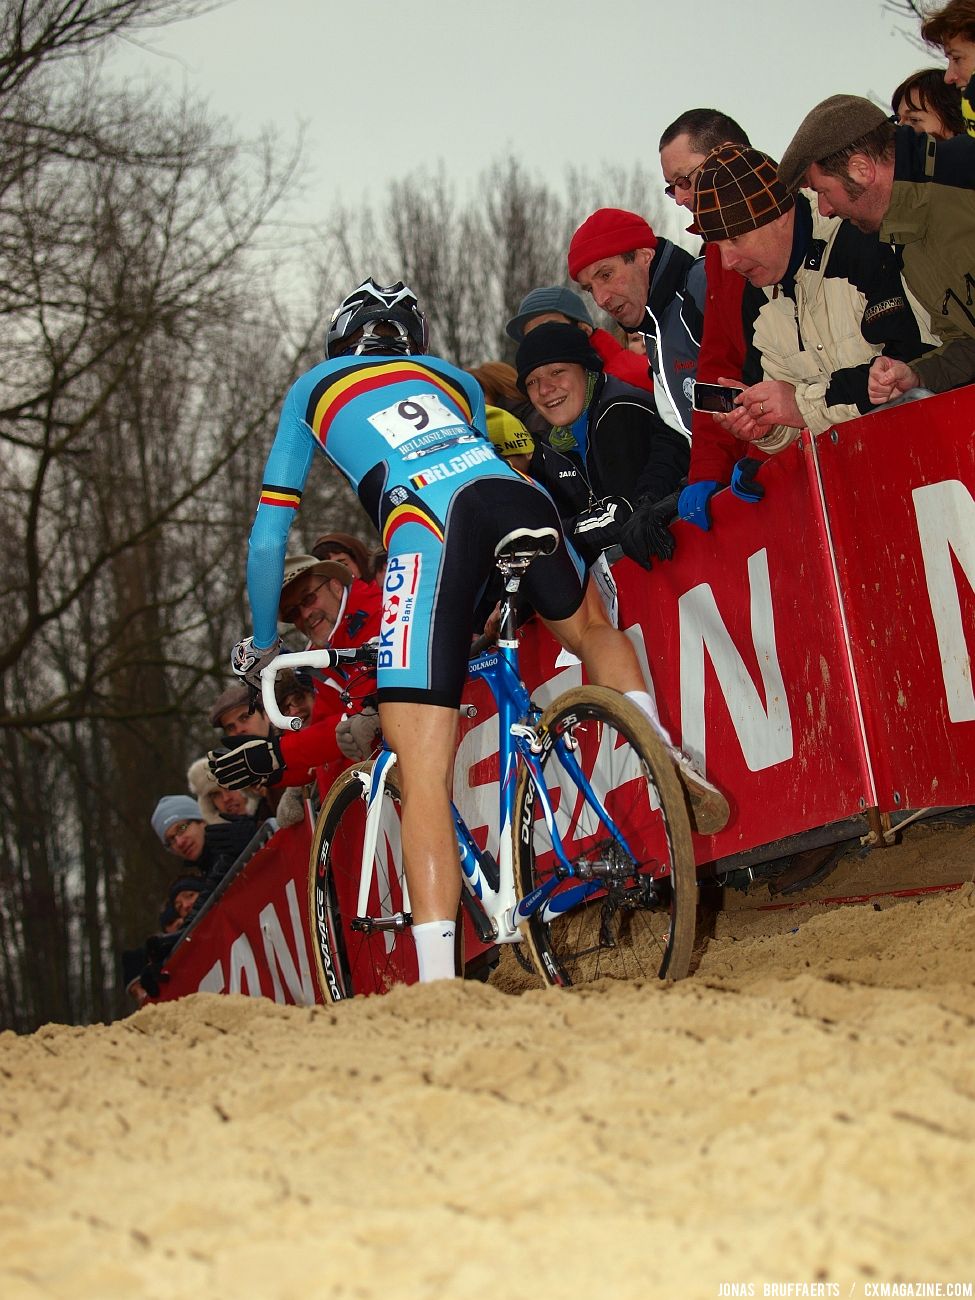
[380,552,421,671]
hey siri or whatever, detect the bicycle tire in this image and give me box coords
[512,685,697,986]
[308,763,418,1001]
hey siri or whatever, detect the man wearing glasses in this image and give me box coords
[210,554,383,796]
[657,108,767,534]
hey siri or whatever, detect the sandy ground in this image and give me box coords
[2,821,975,1300]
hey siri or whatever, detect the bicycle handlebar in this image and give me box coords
[260,644,378,732]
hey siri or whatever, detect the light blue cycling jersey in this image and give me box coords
[248,351,532,650]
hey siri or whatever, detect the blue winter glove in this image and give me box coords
[677,480,723,532]
[730,457,765,504]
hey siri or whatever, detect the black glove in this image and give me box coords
[730,457,765,504]
[138,961,169,999]
[618,496,677,571]
[208,735,283,790]
[572,496,632,554]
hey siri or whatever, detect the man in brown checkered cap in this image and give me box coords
[689,142,936,458]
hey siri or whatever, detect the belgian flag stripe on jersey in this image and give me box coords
[307,360,473,447]
[381,501,446,547]
[259,485,302,510]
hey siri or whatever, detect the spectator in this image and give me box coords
[485,405,534,474]
[158,900,181,934]
[467,360,548,438]
[210,555,382,798]
[568,208,705,441]
[779,95,975,400]
[311,530,374,582]
[121,947,151,1008]
[514,321,688,567]
[505,285,653,392]
[921,0,975,136]
[371,546,388,587]
[892,67,966,139]
[691,143,934,455]
[274,668,316,725]
[621,328,647,357]
[150,795,257,888]
[207,685,284,819]
[657,109,764,526]
[187,756,259,823]
[166,874,204,922]
[209,684,272,741]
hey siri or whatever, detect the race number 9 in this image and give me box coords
[368,391,465,448]
[396,401,429,431]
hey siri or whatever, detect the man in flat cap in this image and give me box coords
[567,208,706,441]
[779,93,975,402]
[686,142,935,473]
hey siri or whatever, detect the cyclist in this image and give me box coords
[219,279,728,983]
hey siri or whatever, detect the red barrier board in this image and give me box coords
[157,820,324,1004]
[457,442,873,865]
[814,389,975,812]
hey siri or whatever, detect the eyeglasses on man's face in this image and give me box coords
[283,579,330,624]
[164,820,193,849]
[664,158,707,199]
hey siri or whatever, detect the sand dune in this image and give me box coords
[2,826,974,1300]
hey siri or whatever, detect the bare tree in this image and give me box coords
[331,154,678,369]
[0,1,363,1030]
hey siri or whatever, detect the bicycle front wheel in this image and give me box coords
[513,686,696,986]
[308,762,417,1001]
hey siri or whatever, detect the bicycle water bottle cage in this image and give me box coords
[494,527,559,590]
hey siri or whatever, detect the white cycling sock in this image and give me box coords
[624,690,673,747]
[413,920,457,983]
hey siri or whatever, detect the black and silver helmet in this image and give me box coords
[324,278,429,358]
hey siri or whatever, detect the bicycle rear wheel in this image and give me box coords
[308,763,417,1001]
[513,686,696,986]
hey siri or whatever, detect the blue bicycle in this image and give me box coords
[263,528,698,996]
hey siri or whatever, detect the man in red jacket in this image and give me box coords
[211,554,382,799]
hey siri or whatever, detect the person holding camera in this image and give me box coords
[675,142,937,531]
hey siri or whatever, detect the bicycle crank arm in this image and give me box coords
[350,912,412,934]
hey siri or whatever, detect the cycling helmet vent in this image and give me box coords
[325,278,429,358]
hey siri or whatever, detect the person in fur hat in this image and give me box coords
[186,757,260,824]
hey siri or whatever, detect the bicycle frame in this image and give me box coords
[260,542,649,953]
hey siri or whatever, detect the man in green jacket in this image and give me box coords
[778,94,975,403]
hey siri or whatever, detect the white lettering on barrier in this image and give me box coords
[259,879,316,1005]
[913,479,975,723]
[228,934,261,996]
[678,547,793,773]
[198,960,224,993]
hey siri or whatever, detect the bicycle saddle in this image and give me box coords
[494,527,559,563]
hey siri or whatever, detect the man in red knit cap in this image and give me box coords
[568,207,705,444]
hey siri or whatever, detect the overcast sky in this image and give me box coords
[110,0,930,230]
